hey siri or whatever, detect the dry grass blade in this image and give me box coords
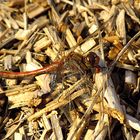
[110,30,140,71]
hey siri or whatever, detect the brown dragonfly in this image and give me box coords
[0,52,100,79]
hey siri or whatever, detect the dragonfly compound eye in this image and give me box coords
[84,52,100,68]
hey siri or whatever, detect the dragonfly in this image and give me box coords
[0,52,100,79]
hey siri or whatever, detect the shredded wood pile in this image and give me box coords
[1,0,140,139]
